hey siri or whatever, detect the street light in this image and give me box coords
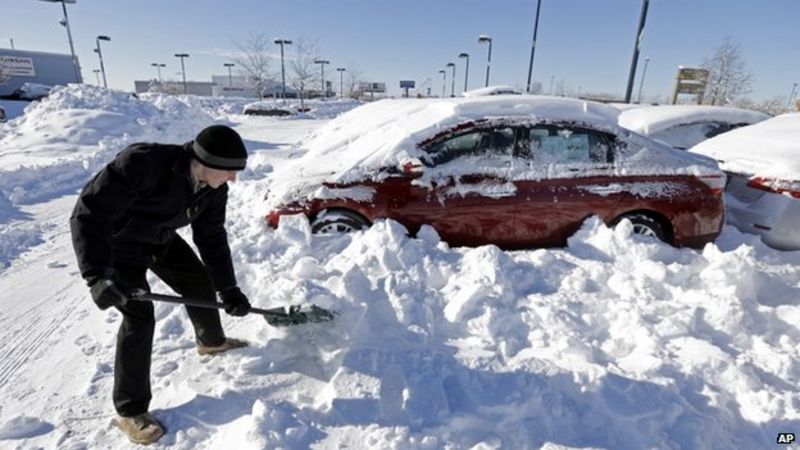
[223,63,235,87]
[438,69,446,98]
[526,0,543,93]
[636,57,650,104]
[458,53,469,93]
[446,62,456,97]
[174,53,189,94]
[336,67,346,98]
[150,63,165,81]
[94,35,110,88]
[274,39,292,100]
[314,59,330,98]
[478,34,492,87]
[92,69,100,85]
[625,0,650,103]
[39,0,81,82]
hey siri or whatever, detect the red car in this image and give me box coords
[266,96,725,249]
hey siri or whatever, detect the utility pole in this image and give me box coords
[624,0,650,103]
[526,0,543,93]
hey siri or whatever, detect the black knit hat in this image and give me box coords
[191,125,248,170]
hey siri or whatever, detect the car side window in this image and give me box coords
[425,127,515,166]
[520,125,613,164]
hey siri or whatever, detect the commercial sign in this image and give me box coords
[671,66,709,104]
[399,80,415,89]
[0,56,37,77]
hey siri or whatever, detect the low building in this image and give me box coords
[0,48,82,97]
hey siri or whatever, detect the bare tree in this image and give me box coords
[734,96,790,115]
[290,39,320,109]
[232,33,273,99]
[701,38,753,106]
[344,63,365,99]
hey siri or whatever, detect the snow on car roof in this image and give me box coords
[265,96,620,201]
[462,85,522,97]
[265,95,720,209]
[618,105,769,135]
[689,112,800,180]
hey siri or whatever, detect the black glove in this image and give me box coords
[219,287,251,317]
[89,278,129,310]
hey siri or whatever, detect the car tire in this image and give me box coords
[613,213,668,243]
[310,210,370,234]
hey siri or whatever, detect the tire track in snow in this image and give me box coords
[0,288,81,389]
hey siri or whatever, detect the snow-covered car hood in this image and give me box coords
[618,105,769,135]
[689,112,800,180]
[265,96,721,209]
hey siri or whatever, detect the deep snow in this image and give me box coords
[0,86,799,449]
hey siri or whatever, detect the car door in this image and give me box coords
[385,125,519,247]
[512,123,621,247]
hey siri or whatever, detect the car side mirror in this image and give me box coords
[400,158,424,177]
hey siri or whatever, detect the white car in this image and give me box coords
[462,85,522,97]
[618,105,769,150]
[691,113,800,250]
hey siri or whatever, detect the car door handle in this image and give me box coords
[584,185,622,195]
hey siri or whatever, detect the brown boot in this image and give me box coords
[197,337,249,356]
[113,412,165,445]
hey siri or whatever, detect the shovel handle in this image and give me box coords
[133,292,289,318]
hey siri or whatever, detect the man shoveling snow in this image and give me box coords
[69,125,253,445]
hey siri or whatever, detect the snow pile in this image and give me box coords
[0,415,53,440]
[188,212,800,449]
[691,112,800,179]
[0,84,216,204]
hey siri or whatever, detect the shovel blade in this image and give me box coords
[263,304,337,327]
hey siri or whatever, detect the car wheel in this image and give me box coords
[613,213,668,243]
[311,210,370,234]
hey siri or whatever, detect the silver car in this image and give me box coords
[691,113,800,250]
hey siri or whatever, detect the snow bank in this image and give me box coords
[0,84,216,205]
[200,206,800,448]
[690,112,800,179]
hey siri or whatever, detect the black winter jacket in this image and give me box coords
[70,142,237,290]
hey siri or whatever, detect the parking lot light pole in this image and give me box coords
[150,63,165,81]
[625,0,650,103]
[526,0,543,93]
[446,62,456,97]
[636,57,650,104]
[438,70,447,98]
[94,35,110,88]
[274,39,292,100]
[314,59,330,98]
[336,67,346,98]
[478,34,492,87]
[458,53,469,93]
[40,0,81,82]
[174,53,189,94]
[788,82,798,109]
[223,63,235,87]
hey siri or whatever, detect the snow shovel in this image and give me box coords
[130,291,336,327]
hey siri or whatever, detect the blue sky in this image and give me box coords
[2,0,798,101]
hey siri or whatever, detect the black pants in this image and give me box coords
[111,236,226,417]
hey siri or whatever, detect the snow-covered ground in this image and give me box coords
[1,86,799,449]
